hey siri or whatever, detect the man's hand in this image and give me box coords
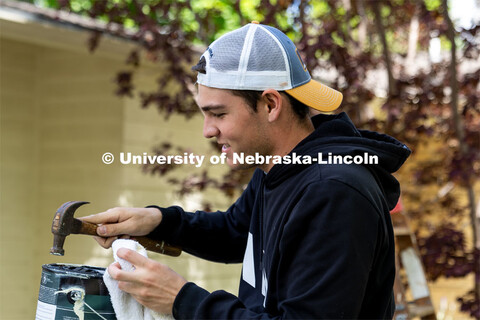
[108,248,187,314]
[80,207,162,249]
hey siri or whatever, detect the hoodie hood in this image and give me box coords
[266,112,411,208]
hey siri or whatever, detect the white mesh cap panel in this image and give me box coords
[197,24,292,90]
[247,28,286,72]
[208,27,249,72]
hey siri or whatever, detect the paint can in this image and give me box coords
[35,263,116,320]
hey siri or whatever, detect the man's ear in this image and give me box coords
[261,89,283,122]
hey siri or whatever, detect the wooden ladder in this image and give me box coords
[391,203,436,320]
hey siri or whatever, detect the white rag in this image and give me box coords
[103,239,174,320]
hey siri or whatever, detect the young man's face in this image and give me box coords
[196,85,272,170]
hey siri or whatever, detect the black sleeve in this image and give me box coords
[172,179,392,319]
[147,169,262,263]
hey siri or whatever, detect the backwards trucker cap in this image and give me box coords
[193,22,343,112]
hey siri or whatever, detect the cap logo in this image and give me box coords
[295,49,307,72]
[191,56,207,74]
[207,47,213,58]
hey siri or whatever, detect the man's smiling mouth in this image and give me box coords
[221,144,231,153]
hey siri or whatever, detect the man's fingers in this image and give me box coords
[79,207,161,239]
[95,221,133,237]
[93,236,117,249]
[117,248,148,269]
[107,249,149,279]
[80,209,121,225]
[108,262,121,273]
[107,262,136,282]
[81,208,135,237]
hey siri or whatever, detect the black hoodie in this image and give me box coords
[150,112,411,319]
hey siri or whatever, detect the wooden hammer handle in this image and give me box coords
[133,237,182,257]
[75,219,182,257]
[77,220,99,235]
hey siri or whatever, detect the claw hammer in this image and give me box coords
[50,201,181,257]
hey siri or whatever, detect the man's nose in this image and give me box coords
[203,119,220,139]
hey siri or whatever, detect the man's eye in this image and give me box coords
[213,113,226,118]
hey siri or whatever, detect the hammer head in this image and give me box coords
[50,201,89,256]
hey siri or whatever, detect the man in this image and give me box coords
[83,22,411,319]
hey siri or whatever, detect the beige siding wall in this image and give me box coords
[0,34,240,320]
[1,38,40,319]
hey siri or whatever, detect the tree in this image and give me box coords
[29,0,480,317]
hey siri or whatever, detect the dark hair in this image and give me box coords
[192,59,310,119]
[230,90,310,120]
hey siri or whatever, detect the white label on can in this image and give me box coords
[35,301,56,320]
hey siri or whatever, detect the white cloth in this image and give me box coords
[103,239,173,320]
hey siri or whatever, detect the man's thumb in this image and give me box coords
[97,224,114,236]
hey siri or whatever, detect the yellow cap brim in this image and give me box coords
[286,79,343,112]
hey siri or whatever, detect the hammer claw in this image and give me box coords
[50,201,89,255]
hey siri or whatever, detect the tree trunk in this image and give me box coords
[442,0,480,301]
[342,0,352,49]
[406,2,420,75]
[371,1,397,96]
[356,0,367,51]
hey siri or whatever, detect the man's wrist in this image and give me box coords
[145,206,163,229]
[145,206,182,242]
